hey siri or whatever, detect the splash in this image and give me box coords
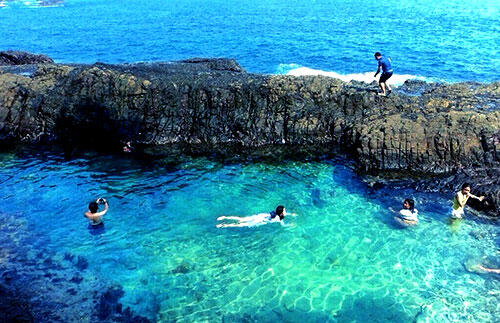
[276,63,432,86]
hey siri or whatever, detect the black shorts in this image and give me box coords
[379,71,393,83]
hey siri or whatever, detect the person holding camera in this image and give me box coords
[84,198,109,226]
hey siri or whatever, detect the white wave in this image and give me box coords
[276,64,431,86]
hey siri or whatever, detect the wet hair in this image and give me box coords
[461,183,471,190]
[89,201,99,213]
[404,198,415,212]
[275,205,285,220]
[270,205,286,220]
[374,52,382,57]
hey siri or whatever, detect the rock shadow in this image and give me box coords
[335,294,413,322]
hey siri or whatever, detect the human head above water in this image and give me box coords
[374,52,382,59]
[461,183,471,193]
[403,198,415,211]
[275,205,286,220]
[88,201,99,213]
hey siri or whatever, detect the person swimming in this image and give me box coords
[216,205,296,228]
[391,198,418,227]
[451,183,484,219]
[84,197,108,226]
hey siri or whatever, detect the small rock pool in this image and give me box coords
[0,148,498,322]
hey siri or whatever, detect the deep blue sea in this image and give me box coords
[1,0,499,83]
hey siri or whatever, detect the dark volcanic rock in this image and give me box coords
[0,50,54,66]
[0,284,35,323]
[0,54,499,215]
[178,57,245,72]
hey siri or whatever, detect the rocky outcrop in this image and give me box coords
[0,50,54,66]
[0,58,499,215]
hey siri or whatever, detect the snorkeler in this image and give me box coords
[84,197,108,226]
[216,205,296,228]
[451,183,484,219]
[391,198,418,227]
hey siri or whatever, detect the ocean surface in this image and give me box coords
[0,149,499,321]
[1,0,499,84]
[1,0,500,322]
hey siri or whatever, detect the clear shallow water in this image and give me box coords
[0,149,499,321]
[0,0,499,83]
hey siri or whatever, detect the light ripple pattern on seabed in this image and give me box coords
[0,149,499,322]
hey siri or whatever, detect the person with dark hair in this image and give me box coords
[216,205,296,228]
[451,183,484,219]
[391,198,418,227]
[374,52,393,96]
[84,197,109,226]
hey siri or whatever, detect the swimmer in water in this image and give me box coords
[84,198,108,226]
[391,198,418,227]
[451,183,484,219]
[216,205,296,228]
[476,265,500,274]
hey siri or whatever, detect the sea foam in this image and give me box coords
[276,63,430,86]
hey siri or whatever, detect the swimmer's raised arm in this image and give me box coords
[88,198,108,217]
[468,193,485,201]
[98,198,109,216]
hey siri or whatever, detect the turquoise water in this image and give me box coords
[1,0,499,320]
[0,149,499,321]
[1,0,499,82]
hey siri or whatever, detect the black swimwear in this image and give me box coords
[379,71,393,83]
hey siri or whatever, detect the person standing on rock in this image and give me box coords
[373,52,393,96]
[451,183,484,219]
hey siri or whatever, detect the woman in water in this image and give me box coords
[392,198,418,227]
[216,205,295,228]
[84,197,108,226]
[451,183,484,219]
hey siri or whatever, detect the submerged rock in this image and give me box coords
[0,53,498,215]
[0,214,151,322]
[171,262,191,274]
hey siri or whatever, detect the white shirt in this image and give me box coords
[399,209,418,222]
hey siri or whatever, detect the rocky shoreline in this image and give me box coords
[0,51,499,216]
